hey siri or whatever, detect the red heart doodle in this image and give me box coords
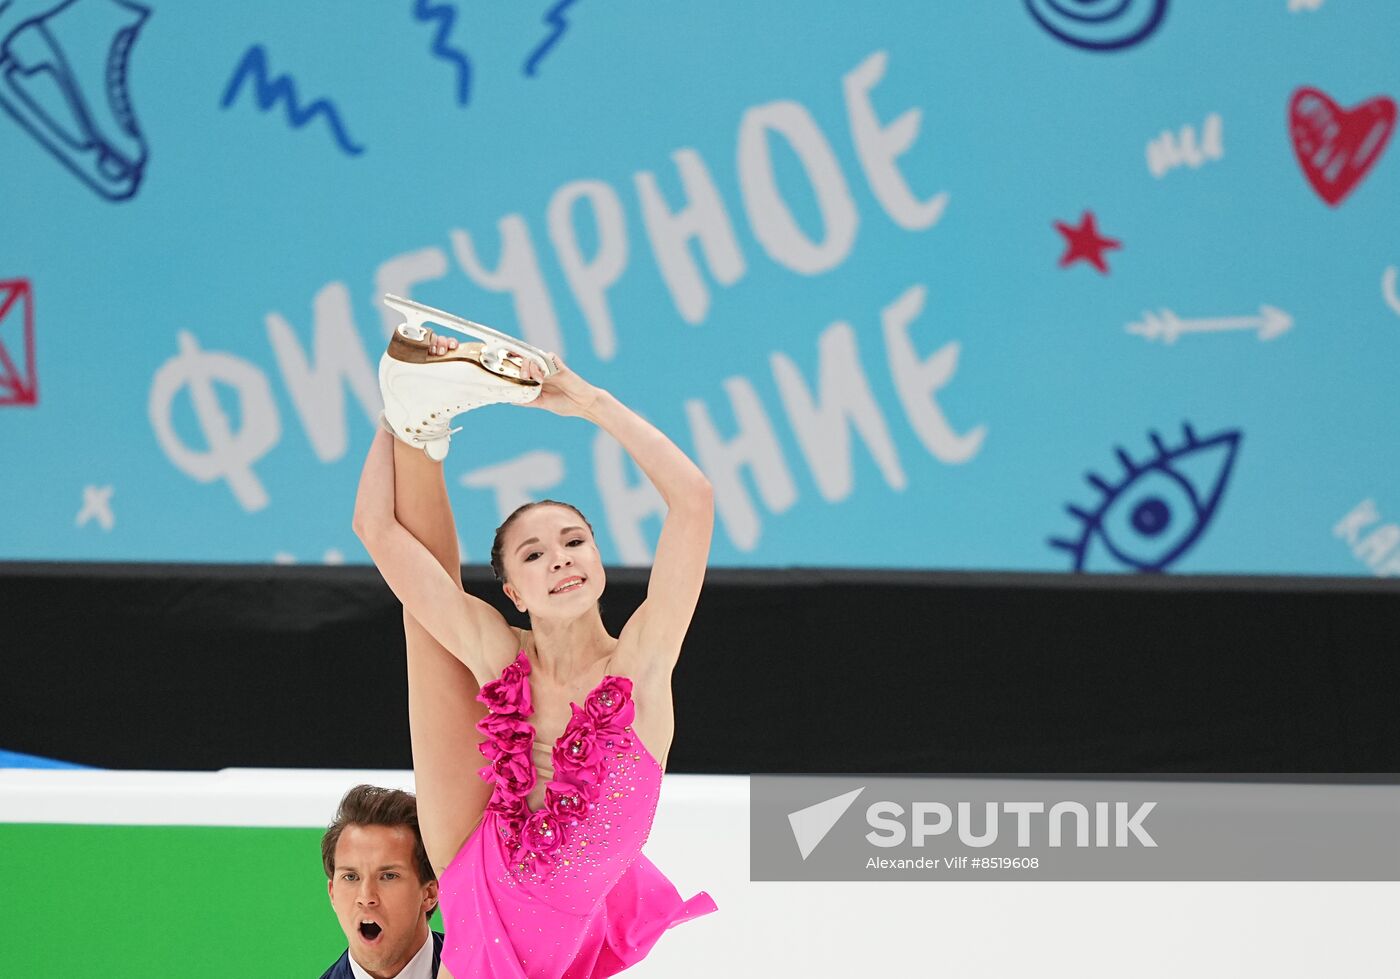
[1289,87,1396,207]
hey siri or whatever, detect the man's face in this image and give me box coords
[327,824,436,978]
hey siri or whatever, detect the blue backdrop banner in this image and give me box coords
[3,0,1399,575]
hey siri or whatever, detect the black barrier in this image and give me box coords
[2,562,1397,773]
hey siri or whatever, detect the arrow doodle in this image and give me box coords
[1126,305,1293,344]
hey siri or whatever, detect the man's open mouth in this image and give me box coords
[358,920,383,942]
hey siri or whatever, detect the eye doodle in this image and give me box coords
[1023,0,1169,53]
[1049,424,1241,572]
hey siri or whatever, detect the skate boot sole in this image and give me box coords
[382,293,557,382]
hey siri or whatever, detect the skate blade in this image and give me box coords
[383,294,557,376]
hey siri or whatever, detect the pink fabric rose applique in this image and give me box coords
[472,651,643,867]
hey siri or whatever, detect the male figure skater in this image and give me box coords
[320,784,444,978]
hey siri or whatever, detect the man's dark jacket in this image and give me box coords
[317,931,444,978]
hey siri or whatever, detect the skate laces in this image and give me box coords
[410,415,463,446]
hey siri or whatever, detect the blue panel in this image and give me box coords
[2,1,1398,576]
[0,749,91,769]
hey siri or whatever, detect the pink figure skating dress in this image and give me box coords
[437,651,716,977]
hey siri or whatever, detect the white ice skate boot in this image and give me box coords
[379,295,558,461]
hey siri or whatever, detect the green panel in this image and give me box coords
[0,824,356,975]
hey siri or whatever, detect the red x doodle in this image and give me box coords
[0,279,37,406]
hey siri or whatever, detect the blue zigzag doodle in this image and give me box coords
[219,44,364,157]
[0,0,151,201]
[411,0,472,106]
[523,0,579,77]
[1024,0,1169,53]
[1049,424,1241,573]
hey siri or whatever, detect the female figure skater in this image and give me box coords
[352,326,716,979]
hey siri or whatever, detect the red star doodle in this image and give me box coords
[1054,211,1121,275]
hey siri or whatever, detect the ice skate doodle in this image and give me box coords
[1049,425,1241,573]
[0,277,37,406]
[1024,0,1169,52]
[523,0,579,77]
[219,44,364,157]
[0,0,150,201]
[379,294,559,460]
[1289,86,1396,207]
[411,0,471,105]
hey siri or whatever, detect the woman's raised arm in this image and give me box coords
[520,358,714,678]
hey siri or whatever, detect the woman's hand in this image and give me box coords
[420,331,597,417]
[519,353,599,418]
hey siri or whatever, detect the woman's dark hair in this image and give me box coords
[490,500,595,582]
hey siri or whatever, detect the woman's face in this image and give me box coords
[501,505,605,616]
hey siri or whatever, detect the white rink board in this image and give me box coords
[2,769,1394,977]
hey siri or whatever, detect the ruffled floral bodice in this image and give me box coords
[474,650,647,873]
